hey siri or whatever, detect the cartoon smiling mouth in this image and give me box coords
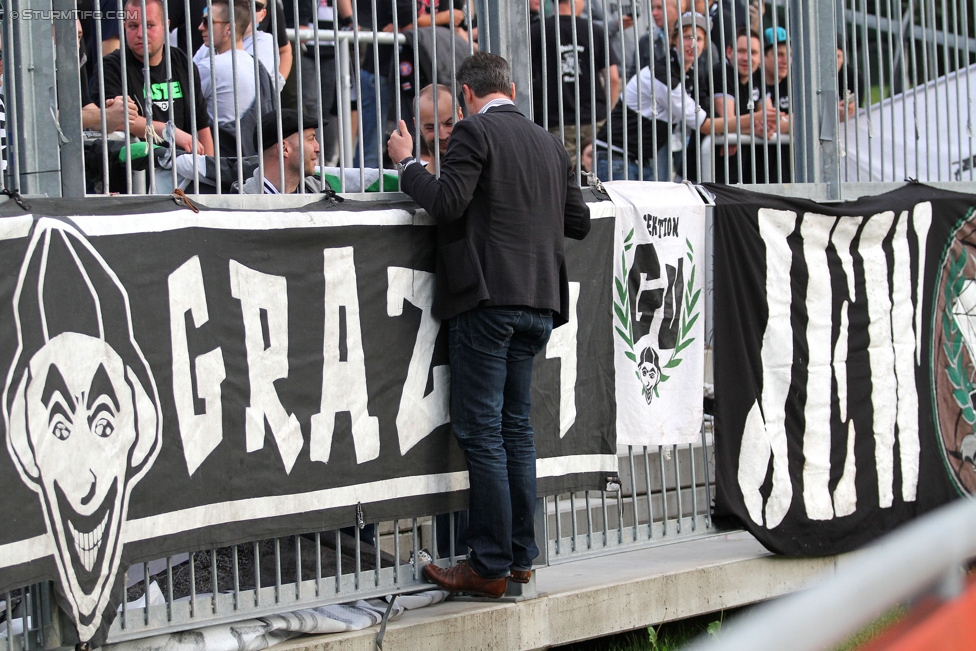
[54,479,118,592]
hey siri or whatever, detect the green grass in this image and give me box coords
[553,604,905,651]
[830,606,907,651]
[553,611,732,651]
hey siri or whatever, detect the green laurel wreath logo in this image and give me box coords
[613,231,700,399]
[943,249,976,425]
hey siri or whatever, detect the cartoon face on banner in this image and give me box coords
[932,208,976,495]
[619,237,698,402]
[2,220,161,642]
[637,346,661,404]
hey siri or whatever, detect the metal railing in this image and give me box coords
[685,496,976,651]
[97,424,716,643]
[0,426,717,645]
[1,0,972,197]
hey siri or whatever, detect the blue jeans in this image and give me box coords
[355,68,391,169]
[596,152,656,182]
[448,306,554,579]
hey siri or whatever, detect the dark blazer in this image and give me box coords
[401,102,590,326]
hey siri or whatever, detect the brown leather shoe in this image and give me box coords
[422,561,508,598]
[509,568,532,584]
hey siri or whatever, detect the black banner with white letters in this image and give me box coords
[0,196,616,641]
[710,183,975,556]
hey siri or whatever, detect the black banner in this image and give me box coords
[0,196,616,641]
[709,183,975,556]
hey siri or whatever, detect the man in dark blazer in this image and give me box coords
[388,51,590,598]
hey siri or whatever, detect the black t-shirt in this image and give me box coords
[530,14,618,126]
[93,45,210,136]
[757,70,790,114]
[711,61,762,116]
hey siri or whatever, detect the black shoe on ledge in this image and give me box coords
[422,560,508,598]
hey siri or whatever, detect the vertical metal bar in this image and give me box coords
[142,561,151,625]
[393,520,400,584]
[22,588,31,651]
[411,519,419,581]
[307,5,323,183]
[350,0,366,188]
[627,446,638,541]
[335,529,342,593]
[584,491,593,550]
[295,535,302,600]
[962,0,974,180]
[210,549,219,614]
[939,0,954,182]
[315,532,323,597]
[368,0,382,173]
[615,480,624,544]
[337,36,353,173]
[166,557,174,622]
[4,591,11,651]
[430,515,439,561]
[160,0,179,191]
[183,0,202,193]
[248,0,265,195]
[120,569,128,630]
[658,445,668,534]
[570,492,578,552]
[875,0,888,180]
[448,512,456,562]
[253,541,261,608]
[139,0,157,194]
[884,0,908,181]
[689,442,698,531]
[232,546,240,611]
[907,0,921,180]
[354,526,362,590]
[374,526,381,587]
[600,490,609,548]
[672,444,682,533]
[189,551,198,617]
[228,6,244,191]
[643,446,653,537]
[535,496,550,566]
[8,0,61,195]
[273,538,282,604]
[883,0,903,180]
[204,1,221,190]
[701,420,712,527]
[53,0,84,197]
[786,3,797,183]
[918,0,932,180]
[553,493,562,556]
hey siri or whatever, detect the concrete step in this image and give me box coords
[269,532,839,651]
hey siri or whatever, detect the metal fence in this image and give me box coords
[1,0,973,197]
[1,430,716,647]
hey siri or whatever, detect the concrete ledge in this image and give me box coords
[271,532,838,651]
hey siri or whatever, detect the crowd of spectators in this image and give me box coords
[0,0,867,193]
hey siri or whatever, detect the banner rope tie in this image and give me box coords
[172,188,200,213]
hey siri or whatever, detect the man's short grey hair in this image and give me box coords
[456,52,513,99]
